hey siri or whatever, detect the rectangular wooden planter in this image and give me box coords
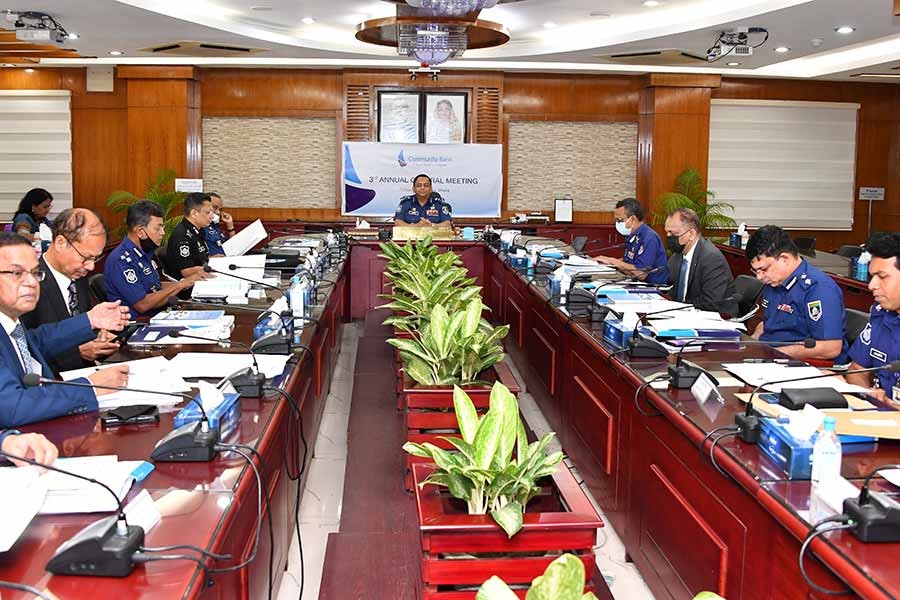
[412,462,604,599]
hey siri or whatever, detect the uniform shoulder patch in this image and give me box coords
[124,268,138,284]
[807,299,823,321]
[860,322,872,345]
[179,244,190,257]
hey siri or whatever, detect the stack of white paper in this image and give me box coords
[223,219,267,257]
[208,254,267,284]
[191,277,250,300]
[62,356,192,409]
[0,467,46,551]
[167,352,291,380]
[722,363,870,394]
[38,455,140,514]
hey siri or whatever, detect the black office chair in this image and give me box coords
[88,273,107,303]
[155,246,176,281]
[794,237,816,257]
[571,236,588,253]
[835,245,863,260]
[844,308,870,346]
[733,274,764,317]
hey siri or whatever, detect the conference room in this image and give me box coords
[1,0,900,599]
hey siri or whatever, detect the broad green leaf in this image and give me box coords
[525,554,588,600]
[476,576,519,600]
[429,304,451,359]
[489,382,518,466]
[490,500,524,538]
[516,415,528,465]
[473,409,503,470]
[691,594,726,600]
[401,442,433,458]
[441,436,477,462]
[404,356,435,386]
[453,385,479,444]
[387,338,434,365]
[461,297,483,338]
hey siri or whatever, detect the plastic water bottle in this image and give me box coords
[289,275,306,318]
[810,416,842,521]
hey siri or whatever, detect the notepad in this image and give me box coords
[0,467,47,551]
[38,455,154,514]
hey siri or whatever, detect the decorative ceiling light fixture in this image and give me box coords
[405,0,498,17]
[398,22,466,66]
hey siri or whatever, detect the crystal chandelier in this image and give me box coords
[398,23,467,66]
[405,0,498,17]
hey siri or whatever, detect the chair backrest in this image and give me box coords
[794,236,816,251]
[155,246,174,280]
[88,273,107,303]
[571,236,588,253]
[844,308,870,346]
[733,274,764,317]
[835,245,863,260]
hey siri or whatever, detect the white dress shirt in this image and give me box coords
[44,258,75,315]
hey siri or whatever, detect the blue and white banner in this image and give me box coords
[342,142,503,217]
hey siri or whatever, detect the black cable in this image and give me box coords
[634,376,667,417]
[709,430,740,478]
[132,552,210,575]
[207,446,264,574]
[0,580,52,600]
[799,516,855,596]
[698,425,739,461]
[139,544,231,560]
[264,385,307,600]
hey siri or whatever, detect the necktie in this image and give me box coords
[67,280,79,315]
[11,322,35,374]
[677,257,689,302]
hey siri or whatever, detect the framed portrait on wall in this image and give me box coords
[425,93,467,144]
[378,91,420,143]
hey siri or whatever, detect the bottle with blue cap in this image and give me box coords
[809,415,842,521]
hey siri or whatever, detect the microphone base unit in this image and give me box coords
[668,360,706,389]
[230,371,266,397]
[151,423,220,462]
[46,516,144,577]
[844,493,900,543]
[627,337,669,359]
[735,412,762,444]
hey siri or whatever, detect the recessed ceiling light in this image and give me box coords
[589,11,610,18]
[250,5,272,10]
[835,26,855,35]
[774,46,791,53]
[108,50,124,56]
[301,16,316,24]
[24,68,35,73]
[642,0,660,6]
[810,37,824,47]
[726,62,741,66]
[67,32,79,40]
[851,73,900,79]
[543,21,558,29]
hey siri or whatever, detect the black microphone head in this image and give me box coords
[227,264,238,271]
[803,338,816,349]
[888,360,900,372]
[22,372,41,387]
[203,264,213,273]
[167,331,182,338]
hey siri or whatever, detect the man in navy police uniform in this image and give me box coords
[0,232,130,428]
[846,232,900,402]
[746,225,848,363]
[394,174,453,229]
[202,192,236,257]
[166,192,214,279]
[105,201,202,318]
[591,197,668,284]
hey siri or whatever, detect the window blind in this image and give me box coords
[0,90,72,220]
[707,99,859,230]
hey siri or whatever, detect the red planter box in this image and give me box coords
[412,462,604,599]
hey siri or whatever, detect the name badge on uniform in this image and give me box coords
[426,208,438,217]
[893,382,900,402]
[777,303,794,314]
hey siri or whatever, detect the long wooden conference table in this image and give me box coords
[0,257,349,599]
[349,238,898,600]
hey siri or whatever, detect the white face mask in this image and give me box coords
[615,220,632,237]
[210,212,220,225]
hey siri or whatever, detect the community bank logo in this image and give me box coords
[397,149,408,167]
[343,147,376,213]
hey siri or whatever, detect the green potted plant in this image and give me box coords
[477,553,601,600]
[652,167,737,242]
[105,167,186,240]
[405,384,603,598]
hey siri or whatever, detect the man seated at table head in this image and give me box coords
[845,232,900,403]
[166,192,213,279]
[203,192,236,257]
[746,225,847,363]
[591,197,668,284]
[105,200,203,318]
[664,207,739,315]
[0,232,130,428]
[0,429,58,467]
[21,208,119,375]
[394,174,452,229]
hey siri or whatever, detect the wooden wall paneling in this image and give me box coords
[201,68,342,116]
[503,74,640,116]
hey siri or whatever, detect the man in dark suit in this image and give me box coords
[0,232,130,428]
[21,208,119,374]
[665,207,739,316]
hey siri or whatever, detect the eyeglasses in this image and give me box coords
[63,236,102,265]
[0,268,45,282]
[751,258,778,276]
